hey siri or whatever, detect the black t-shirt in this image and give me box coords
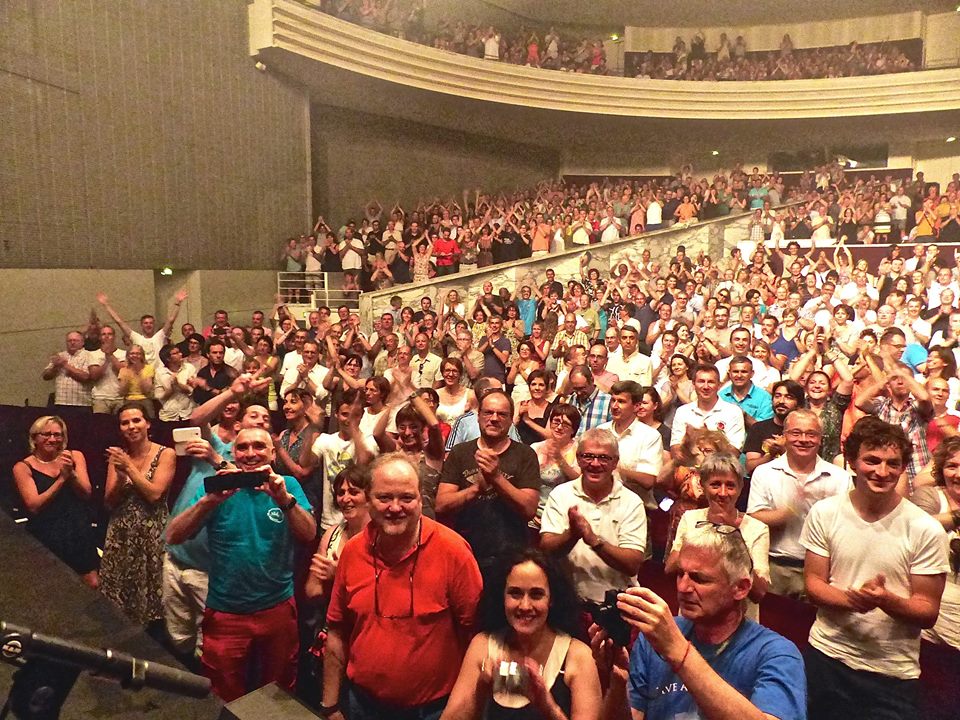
[492,230,519,264]
[743,418,784,456]
[438,439,541,564]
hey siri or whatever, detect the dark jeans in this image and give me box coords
[347,684,447,720]
[805,646,919,720]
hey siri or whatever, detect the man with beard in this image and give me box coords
[322,454,482,720]
[436,390,540,574]
[747,409,849,597]
[743,380,805,473]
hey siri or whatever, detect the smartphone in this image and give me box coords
[204,471,269,494]
[172,426,202,456]
[658,497,675,512]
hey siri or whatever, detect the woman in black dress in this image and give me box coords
[12,416,98,587]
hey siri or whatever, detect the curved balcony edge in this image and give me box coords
[250,0,960,120]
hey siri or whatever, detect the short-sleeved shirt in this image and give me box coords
[481,335,512,383]
[800,492,948,678]
[747,455,850,561]
[166,434,234,571]
[196,476,311,614]
[48,350,93,406]
[670,399,746,451]
[743,418,784,458]
[326,517,482,707]
[719,383,774,424]
[130,330,167,368]
[439,439,540,564]
[540,479,646,601]
[628,617,806,720]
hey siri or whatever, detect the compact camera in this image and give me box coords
[491,660,529,695]
[586,589,632,647]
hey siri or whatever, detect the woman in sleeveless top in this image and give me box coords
[437,357,476,425]
[530,405,582,529]
[515,370,556,446]
[12,416,98,586]
[304,465,371,603]
[99,404,175,626]
[441,550,601,720]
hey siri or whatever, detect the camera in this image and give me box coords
[586,589,632,647]
[491,660,529,695]
[204,470,269,494]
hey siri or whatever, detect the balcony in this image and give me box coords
[250,0,960,121]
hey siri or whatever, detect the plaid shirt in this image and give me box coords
[48,350,92,406]
[554,329,590,374]
[870,396,933,482]
[570,388,612,436]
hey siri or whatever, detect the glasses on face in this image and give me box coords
[36,431,64,439]
[550,417,573,430]
[577,452,614,464]
[374,525,421,620]
[784,430,821,440]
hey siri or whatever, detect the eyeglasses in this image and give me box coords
[550,417,573,429]
[36,431,64,439]
[576,452,615,464]
[694,520,754,574]
[784,430,822,440]
[374,524,421,619]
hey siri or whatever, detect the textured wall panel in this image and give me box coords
[0,0,311,269]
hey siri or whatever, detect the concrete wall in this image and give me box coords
[0,270,155,406]
[311,105,559,226]
[923,11,960,68]
[1,0,311,270]
[359,212,753,323]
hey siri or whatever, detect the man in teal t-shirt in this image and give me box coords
[166,427,316,701]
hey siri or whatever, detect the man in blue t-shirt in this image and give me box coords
[596,524,806,720]
[166,427,316,702]
[161,374,274,665]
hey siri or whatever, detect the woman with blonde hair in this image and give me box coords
[12,416,98,587]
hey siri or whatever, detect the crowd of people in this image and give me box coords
[18,163,960,718]
[281,163,960,296]
[629,33,918,81]
[306,1,923,82]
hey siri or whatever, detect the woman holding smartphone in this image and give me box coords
[99,403,175,628]
[13,416,98,587]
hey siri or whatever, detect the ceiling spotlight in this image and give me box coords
[711,150,720,156]
[160,266,174,276]
[610,33,620,41]
[948,136,957,143]
[254,61,267,72]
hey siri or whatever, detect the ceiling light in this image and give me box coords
[160,267,174,276]
[610,33,620,41]
[948,136,957,143]
[711,150,719,156]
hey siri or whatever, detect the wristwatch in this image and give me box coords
[588,537,604,551]
[214,459,229,471]
[281,497,297,513]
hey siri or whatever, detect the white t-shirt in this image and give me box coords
[800,492,948,678]
[311,432,377,530]
[155,363,198,421]
[646,201,662,225]
[88,348,126,400]
[130,330,166,368]
[747,455,850,561]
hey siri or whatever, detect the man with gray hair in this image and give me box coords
[598,522,806,720]
[540,428,647,603]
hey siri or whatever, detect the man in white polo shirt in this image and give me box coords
[747,409,849,597]
[540,428,646,603]
[670,363,745,458]
[97,288,187,367]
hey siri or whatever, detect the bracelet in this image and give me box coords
[669,641,692,674]
[319,702,340,717]
[281,497,297,513]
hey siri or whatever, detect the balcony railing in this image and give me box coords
[249,0,960,120]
